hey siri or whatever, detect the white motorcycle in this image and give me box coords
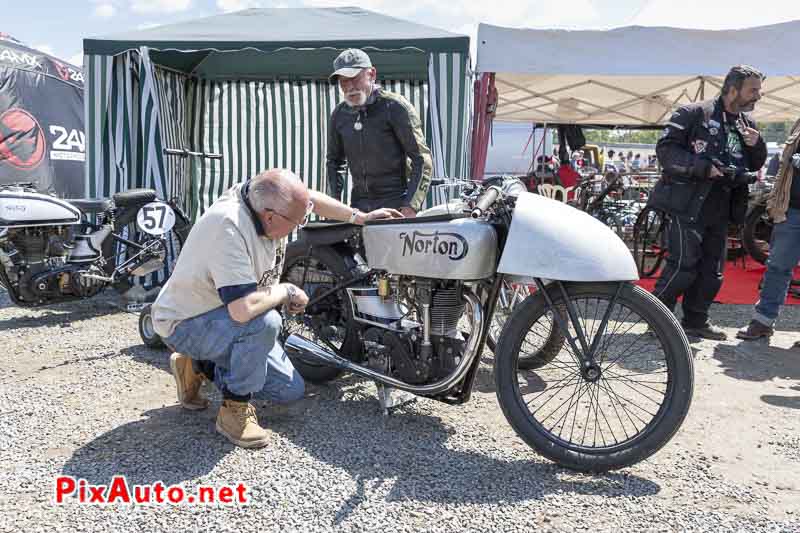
[280,176,694,472]
[0,183,190,314]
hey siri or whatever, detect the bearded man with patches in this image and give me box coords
[648,65,767,340]
[326,49,433,218]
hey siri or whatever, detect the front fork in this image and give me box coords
[533,278,624,380]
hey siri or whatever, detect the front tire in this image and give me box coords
[494,282,693,472]
[139,304,165,349]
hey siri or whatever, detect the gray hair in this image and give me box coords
[248,170,301,212]
[721,65,765,96]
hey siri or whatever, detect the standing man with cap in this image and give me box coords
[326,48,433,218]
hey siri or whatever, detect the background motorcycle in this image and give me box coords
[0,183,190,319]
[281,177,694,472]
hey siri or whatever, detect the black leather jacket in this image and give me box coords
[648,97,767,224]
[326,88,433,211]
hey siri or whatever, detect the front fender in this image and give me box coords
[497,192,638,282]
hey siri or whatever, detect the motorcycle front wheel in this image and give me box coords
[494,281,693,472]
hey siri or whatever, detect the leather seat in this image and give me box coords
[113,188,157,207]
[67,198,113,213]
[298,221,360,246]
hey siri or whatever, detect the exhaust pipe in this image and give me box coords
[284,291,483,396]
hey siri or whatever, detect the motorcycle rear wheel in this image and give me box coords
[281,243,359,384]
[494,281,693,472]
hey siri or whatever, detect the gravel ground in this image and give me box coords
[0,289,799,532]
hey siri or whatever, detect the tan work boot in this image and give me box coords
[216,400,270,448]
[169,353,209,411]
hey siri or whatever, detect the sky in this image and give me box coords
[3,0,798,68]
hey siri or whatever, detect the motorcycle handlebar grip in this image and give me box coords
[471,187,501,218]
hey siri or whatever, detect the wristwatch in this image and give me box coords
[348,210,360,224]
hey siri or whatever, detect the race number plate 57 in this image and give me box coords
[136,202,176,235]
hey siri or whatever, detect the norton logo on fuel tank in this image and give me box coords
[399,230,468,261]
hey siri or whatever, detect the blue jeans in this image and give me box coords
[164,306,304,403]
[753,208,800,326]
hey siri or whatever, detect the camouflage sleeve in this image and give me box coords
[388,96,433,211]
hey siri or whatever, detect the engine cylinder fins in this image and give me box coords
[430,287,466,336]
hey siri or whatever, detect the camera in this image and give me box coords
[710,158,758,186]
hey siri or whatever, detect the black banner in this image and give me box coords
[0,35,85,198]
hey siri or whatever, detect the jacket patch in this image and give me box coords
[693,140,708,154]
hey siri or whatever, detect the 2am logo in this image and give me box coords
[0,108,46,169]
[49,126,86,162]
[399,230,468,261]
[50,126,85,152]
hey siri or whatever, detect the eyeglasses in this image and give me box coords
[268,200,314,228]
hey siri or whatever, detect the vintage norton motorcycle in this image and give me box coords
[281,177,694,472]
[0,183,190,308]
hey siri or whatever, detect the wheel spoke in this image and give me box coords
[513,290,676,452]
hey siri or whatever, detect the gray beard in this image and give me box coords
[344,90,367,108]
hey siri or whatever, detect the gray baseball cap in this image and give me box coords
[329,49,372,82]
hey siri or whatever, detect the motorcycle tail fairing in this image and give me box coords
[497,192,639,282]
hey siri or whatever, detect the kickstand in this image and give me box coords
[376,383,417,416]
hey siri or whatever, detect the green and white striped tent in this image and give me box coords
[82,7,472,220]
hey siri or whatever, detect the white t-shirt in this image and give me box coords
[151,183,286,338]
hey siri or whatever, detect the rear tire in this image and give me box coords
[281,243,359,384]
[494,281,693,472]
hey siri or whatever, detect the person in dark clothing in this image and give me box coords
[326,49,433,218]
[648,65,768,340]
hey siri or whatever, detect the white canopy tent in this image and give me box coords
[475,21,800,126]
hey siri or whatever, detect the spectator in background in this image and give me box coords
[631,153,642,170]
[737,119,800,343]
[617,153,628,172]
[648,64,766,340]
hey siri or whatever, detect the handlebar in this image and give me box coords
[470,186,501,219]
[164,148,223,160]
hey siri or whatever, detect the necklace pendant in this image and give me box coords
[354,121,363,131]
